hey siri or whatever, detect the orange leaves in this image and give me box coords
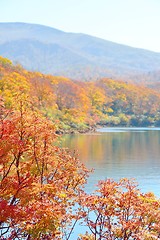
[1,56,160,130]
[0,199,16,222]
[2,56,160,238]
[1,98,160,239]
[0,72,31,109]
[0,101,89,239]
[79,179,160,239]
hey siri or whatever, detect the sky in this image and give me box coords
[0,0,160,52]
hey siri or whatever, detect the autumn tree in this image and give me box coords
[0,97,89,239]
[28,72,57,118]
[51,77,90,131]
[0,71,31,108]
[79,179,160,240]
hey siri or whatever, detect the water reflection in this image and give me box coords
[61,128,160,196]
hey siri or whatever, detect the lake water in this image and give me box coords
[61,127,160,197]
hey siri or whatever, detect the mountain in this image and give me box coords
[0,22,160,81]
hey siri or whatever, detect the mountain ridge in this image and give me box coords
[0,22,160,81]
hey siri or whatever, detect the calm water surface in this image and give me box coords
[61,127,160,196]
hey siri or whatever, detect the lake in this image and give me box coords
[61,127,160,197]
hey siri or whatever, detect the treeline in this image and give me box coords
[1,56,160,239]
[0,56,160,133]
[1,98,160,239]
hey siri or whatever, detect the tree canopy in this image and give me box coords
[1,56,160,239]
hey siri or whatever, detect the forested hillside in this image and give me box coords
[1,56,160,239]
[0,56,160,133]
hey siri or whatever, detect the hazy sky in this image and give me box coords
[0,0,160,52]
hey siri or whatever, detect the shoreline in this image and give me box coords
[55,124,160,135]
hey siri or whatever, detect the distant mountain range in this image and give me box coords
[0,22,160,81]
